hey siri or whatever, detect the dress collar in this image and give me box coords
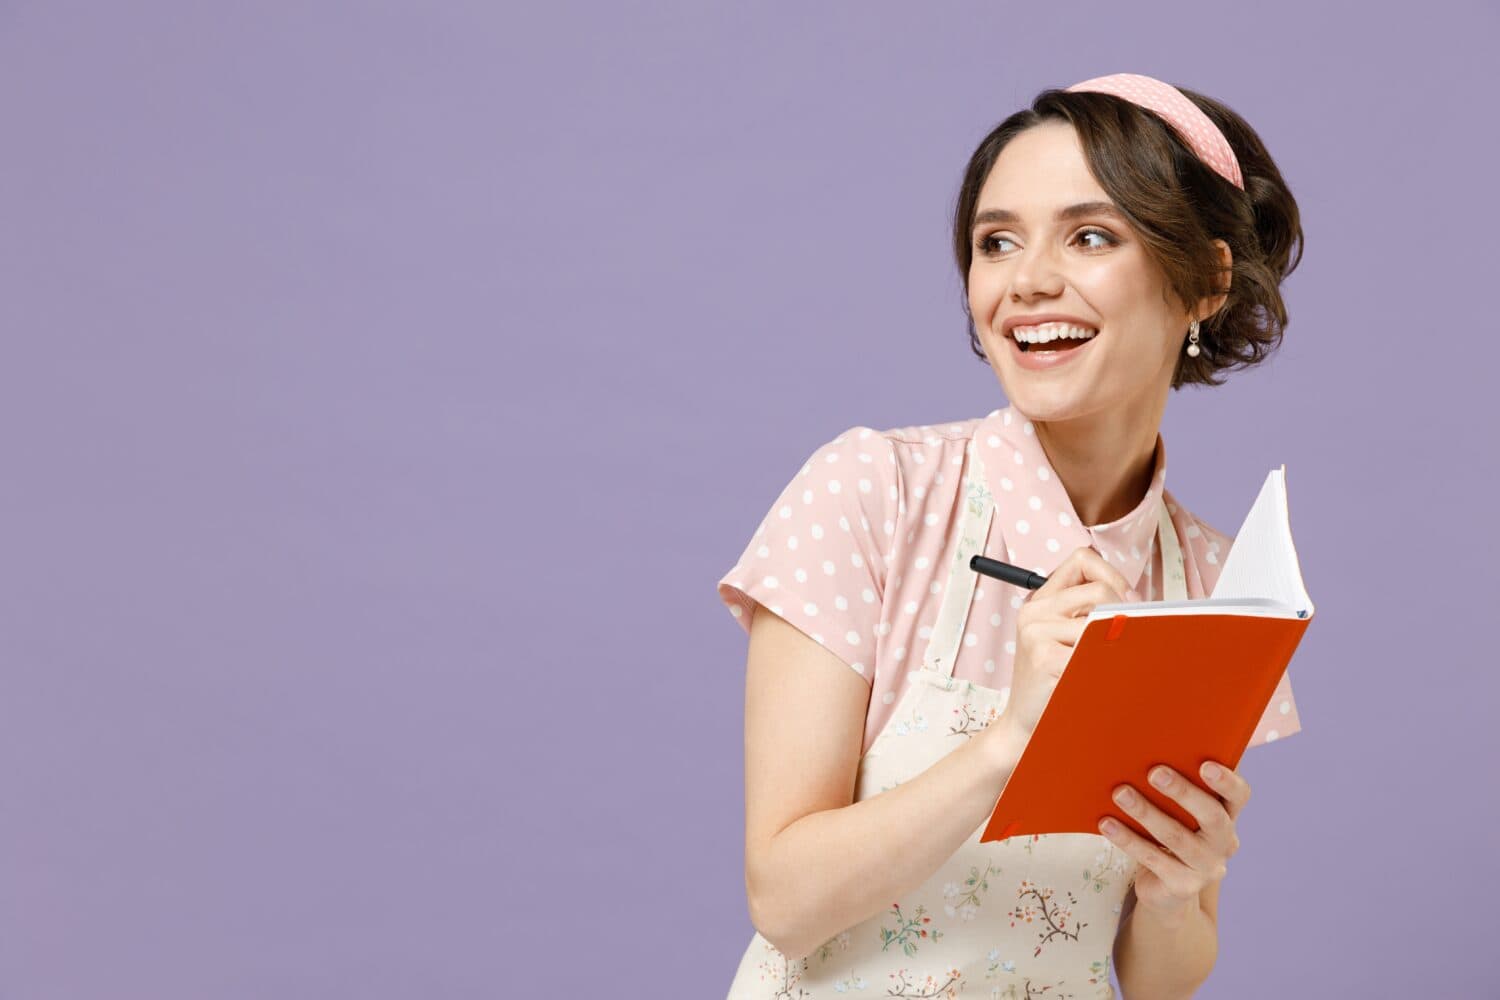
[973,404,1168,592]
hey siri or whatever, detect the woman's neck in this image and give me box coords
[1032,404,1163,527]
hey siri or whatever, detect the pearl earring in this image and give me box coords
[1185,319,1201,358]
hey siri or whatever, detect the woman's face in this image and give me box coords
[967,121,1205,424]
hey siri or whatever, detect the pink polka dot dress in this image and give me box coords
[715,404,1304,995]
[716,404,1303,759]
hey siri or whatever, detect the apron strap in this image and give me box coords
[1157,497,1188,602]
[921,440,995,678]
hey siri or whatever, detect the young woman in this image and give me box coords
[716,73,1306,999]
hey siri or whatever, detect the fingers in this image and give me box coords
[1017,615,1090,653]
[1020,579,1128,631]
[1036,547,1132,605]
[1137,765,1236,852]
[1048,580,1132,620]
[1199,761,1252,824]
[1101,781,1225,889]
[1098,810,1214,900]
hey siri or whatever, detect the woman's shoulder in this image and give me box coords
[874,414,987,445]
[819,415,987,498]
[838,414,987,462]
[816,415,983,445]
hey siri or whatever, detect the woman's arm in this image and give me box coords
[1113,890,1217,999]
[742,607,1026,961]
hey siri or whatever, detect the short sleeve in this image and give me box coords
[1187,513,1305,750]
[715,425,902,686]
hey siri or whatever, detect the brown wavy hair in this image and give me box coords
[951,84,1304,388]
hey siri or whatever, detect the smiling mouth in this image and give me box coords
[1016,337,1090,353]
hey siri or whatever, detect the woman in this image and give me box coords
[715,73,1305,999]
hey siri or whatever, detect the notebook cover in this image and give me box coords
[979,609,1310,843]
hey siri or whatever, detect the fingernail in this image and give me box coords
[1201,762,1222,781]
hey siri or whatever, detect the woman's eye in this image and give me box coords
[977,227,1116,254]
[1076,228,1115,249]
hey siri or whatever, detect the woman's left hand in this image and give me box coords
[1097,760,1249,920]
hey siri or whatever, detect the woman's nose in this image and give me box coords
[1010,249,1065,297]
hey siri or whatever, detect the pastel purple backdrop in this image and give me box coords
[1,2,1493,997]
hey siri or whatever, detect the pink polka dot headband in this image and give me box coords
[1065,73,1244,191]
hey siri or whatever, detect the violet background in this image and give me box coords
[1,1,1494,997]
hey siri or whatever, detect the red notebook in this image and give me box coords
[980,465,1314,844]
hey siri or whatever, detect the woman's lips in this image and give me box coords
[1007,331,1097,370]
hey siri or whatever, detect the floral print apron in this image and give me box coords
[726,426,1188,999]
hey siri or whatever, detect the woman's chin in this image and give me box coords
[996,375,1103,419]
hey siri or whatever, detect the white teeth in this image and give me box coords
[1011,323,1098,343]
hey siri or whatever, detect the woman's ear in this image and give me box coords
[1198,239,1233,320]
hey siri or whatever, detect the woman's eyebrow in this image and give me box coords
[972,201,1124,230]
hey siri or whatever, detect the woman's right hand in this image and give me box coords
[992,546,1137,745]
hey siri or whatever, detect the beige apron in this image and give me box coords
[726,425,1188,999]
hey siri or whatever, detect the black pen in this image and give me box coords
[969,554,1048,591]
